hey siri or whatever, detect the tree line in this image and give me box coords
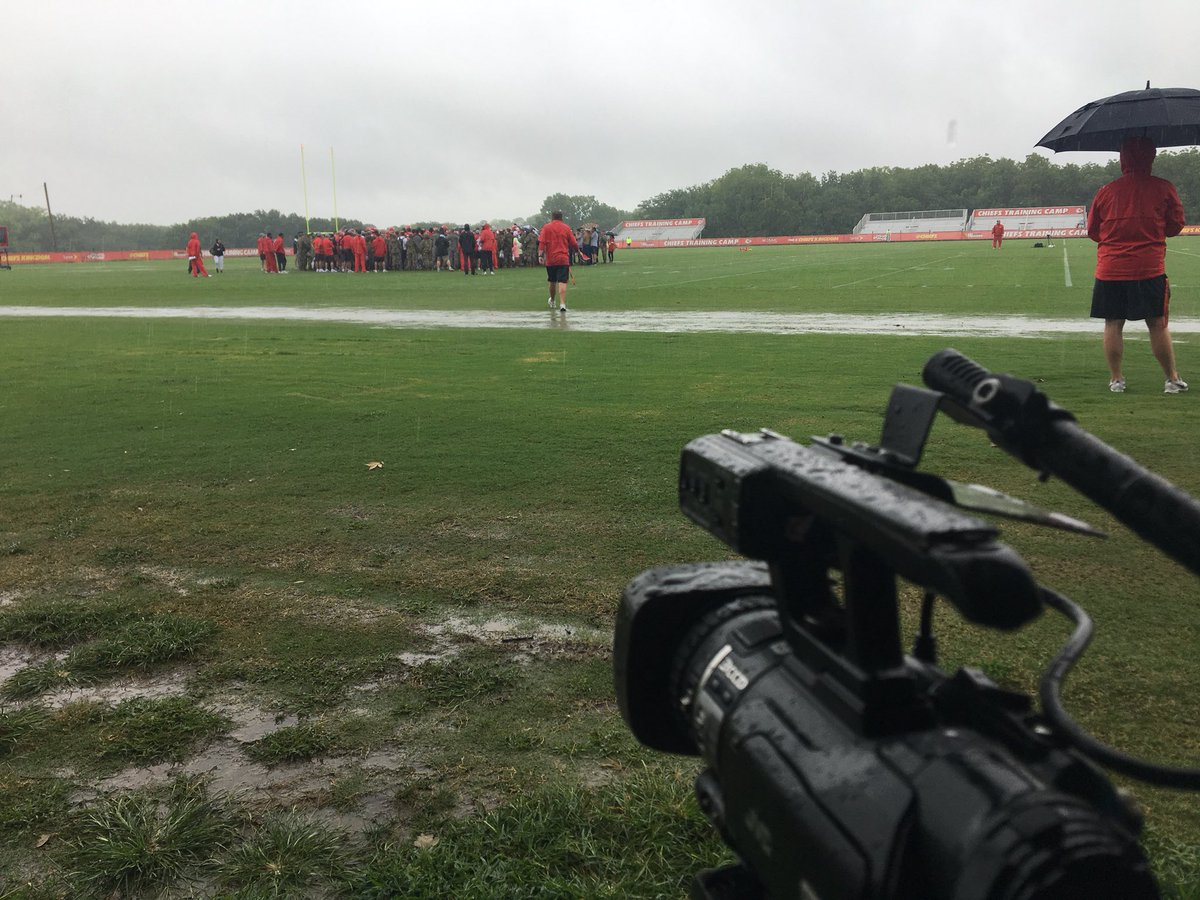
[4,150,1199,251]
[636,150,1200,238]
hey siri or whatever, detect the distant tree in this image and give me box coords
[1154,147,1200,216]
[535,194,631,231]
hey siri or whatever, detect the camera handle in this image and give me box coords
[767,538,936,738]
[924,348,1200,577]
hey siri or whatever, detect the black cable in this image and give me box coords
[1039,585,1200,790]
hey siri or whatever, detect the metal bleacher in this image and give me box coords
[966,209,1087,234]
[854,209,969,235]
[854,207,1087,238]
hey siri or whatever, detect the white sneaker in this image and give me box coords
[1165,378,1189,394]
[1109,379,1126,393]
[559,305,567,313]
[548,298,554,309]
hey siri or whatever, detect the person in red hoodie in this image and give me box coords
[991,220,1004,249]
[1088,136,1187,394]
[352,230,367,273]
[263,232,279,273]
[538,210,581,312]
[186,232,209,277]
[477,223,497,275]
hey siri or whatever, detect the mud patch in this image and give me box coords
[8,608,611,839]
[36,669,193,711]
[135,564,226,596]
[420,614,609,664]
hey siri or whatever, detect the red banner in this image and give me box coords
[973,206,1085,218]
[4,247,286,264]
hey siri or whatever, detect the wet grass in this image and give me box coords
[0,604,214,700]
[0,245,1198,895]
[63,779,236,897]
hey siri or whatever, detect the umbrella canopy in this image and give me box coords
[1036,86,1200,152]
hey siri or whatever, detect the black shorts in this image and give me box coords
[1091,275,1170,321]
[546,264,570,284]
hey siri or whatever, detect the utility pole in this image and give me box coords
[43,182,58,251]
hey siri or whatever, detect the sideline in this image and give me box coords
[1062,243,1073,288]
[2,305,1191,337]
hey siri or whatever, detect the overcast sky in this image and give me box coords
[9,0,1199,227]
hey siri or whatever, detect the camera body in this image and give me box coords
[614,422,1159,900]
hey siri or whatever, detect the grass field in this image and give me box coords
[1,239,1199,897]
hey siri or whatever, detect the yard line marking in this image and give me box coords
[1168,247,1200,259]
[624,258,820,290]
[1062,244,1073,288]
[830,254,963,289]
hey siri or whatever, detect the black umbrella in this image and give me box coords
[1036,86,1200,152]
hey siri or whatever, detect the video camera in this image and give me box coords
[614,349,1200,899]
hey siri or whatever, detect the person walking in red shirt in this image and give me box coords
[538,210,581,312]
[186,232,210,277]
[1088,136,1187,394]
[371,233,387,272]
[991,220,1004,249]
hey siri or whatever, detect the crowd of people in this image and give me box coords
[221,222,619,276]
[190,214,619,314]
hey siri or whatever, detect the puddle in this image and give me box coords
[1,305,1185,337]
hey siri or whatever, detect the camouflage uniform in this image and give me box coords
[421,231,434,270]
[297,233,313,271]
[407,231,422,270]
[386,232,402,271]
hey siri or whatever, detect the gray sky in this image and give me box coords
[9,0,1200,227]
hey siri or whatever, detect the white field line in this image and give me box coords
[1062,244,1073,288]
[829,254,964,289]
[624,258,822,290]
[5,305,1200,337]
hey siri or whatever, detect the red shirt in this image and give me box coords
[186,234,201,257]
[992,222,1004,238]
[371,236,386,256]
[538,219,580,266]
[272,236,285,253]
[1088,138,1186,281]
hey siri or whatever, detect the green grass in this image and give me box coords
[0,240,1198,896]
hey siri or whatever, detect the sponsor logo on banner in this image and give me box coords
[974,206,1086,218]
[619,219,706,228]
